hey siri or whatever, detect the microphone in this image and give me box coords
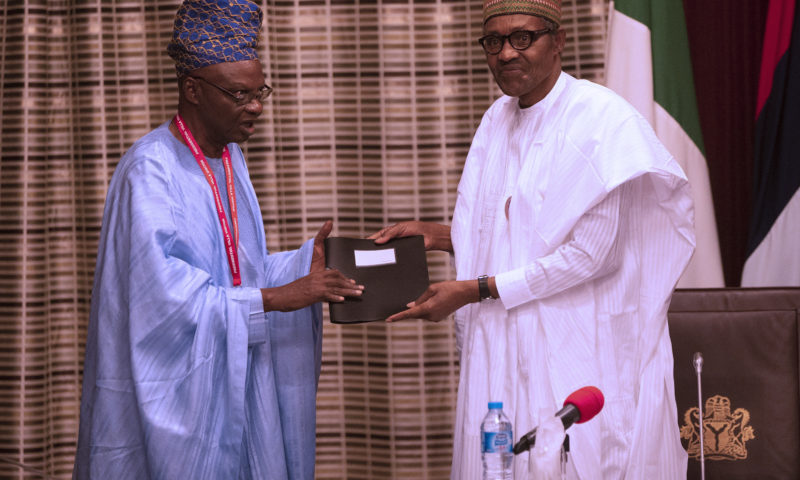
[513,386,604,455]
[693,352,706,480]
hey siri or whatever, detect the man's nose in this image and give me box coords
[497,39,519,61]
[245,98,264,114]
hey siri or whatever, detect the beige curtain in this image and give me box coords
[0,1,606,478]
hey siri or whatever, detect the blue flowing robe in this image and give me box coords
[73,122,322,480]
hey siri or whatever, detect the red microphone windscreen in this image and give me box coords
[563,386,604,424]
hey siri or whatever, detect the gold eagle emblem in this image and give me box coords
[680,394,755,460]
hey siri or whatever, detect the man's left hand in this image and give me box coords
[386,280,476,323]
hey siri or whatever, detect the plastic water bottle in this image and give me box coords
[481,401,513,480]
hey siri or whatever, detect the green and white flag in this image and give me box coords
[605,0,724,287]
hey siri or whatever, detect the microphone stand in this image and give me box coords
[560,435,570,480]
[693,352,705,480]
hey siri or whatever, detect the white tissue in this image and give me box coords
[528,412,566,480]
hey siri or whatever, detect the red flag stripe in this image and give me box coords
[757,0,796,116]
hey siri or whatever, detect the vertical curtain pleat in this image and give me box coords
[0,0,606,478]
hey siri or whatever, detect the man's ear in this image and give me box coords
[181,76,202,105]
[553,28,566,55]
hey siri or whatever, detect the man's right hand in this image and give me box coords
[368,221,453,252]
[261,269,363,312]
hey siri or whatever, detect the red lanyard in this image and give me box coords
[173,114,241,286]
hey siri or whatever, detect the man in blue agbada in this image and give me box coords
[73,1,363,478]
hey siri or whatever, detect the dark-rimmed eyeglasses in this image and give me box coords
[189,75,273,105]
[478,28,553,55]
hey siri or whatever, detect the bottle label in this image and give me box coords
[482,431,513,453]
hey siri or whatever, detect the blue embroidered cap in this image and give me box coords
[167,0,263,75]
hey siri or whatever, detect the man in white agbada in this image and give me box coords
[370,0,695,478]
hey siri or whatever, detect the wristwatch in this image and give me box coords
[477,275,492,300]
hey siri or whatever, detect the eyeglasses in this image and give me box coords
[478,28,553,55]
[189,75,273,105]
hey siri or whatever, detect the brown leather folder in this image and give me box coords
[324,236,430,324]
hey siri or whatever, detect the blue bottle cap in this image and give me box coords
[488,401,503,409]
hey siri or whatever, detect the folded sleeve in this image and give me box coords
[496,185,626,310]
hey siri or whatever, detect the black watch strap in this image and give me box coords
[478,275,492,300]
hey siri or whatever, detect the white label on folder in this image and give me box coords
[354,248,396,267]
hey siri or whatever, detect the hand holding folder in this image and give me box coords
[324,236,430,324]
